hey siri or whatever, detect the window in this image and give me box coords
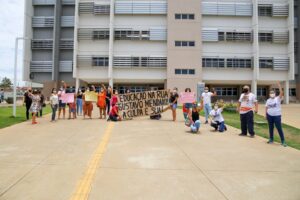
[175,13,195,20]
[259,32,273,42]
[174,41,195,47]
[289,88,296,96]
[227,58,252,68]
[226,32,252,42]
[257,87,267,96]
[92,57,109,67]
[218,32,225,41]
[202,58,225,68]
[175,69,195,75]
[215,87,238,96]
[258,5,272,17]
[93,30,109,40]
[259,58,273,68]
[114,30,147,40]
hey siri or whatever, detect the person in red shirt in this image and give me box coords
[108,103,122,122]
[97,84,107,119]
[110,90,119,107]
[68,94,77,120]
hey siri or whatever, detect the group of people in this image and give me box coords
[24,81,287,147]
[166,82,287,147]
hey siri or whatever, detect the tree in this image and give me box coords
[0,77,13,89]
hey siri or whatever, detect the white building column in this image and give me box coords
[252,0,259,96]
[75,78,80,92]
[108,0,115,87]
[288,0,295,80]
[284,81,290,104]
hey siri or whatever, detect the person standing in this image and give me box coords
[106,86,112,115]
[76,89,83,116]
[201,87,217,124]
[37,91,45,117]
[163,87,179,121]
[97,84,107,119]
[50,88,59,122]
[23,88,32,120]
[58,81,67,119]
[29,90,41,124]
[237,85,258,137]
[0,89,4,103]
[265,82,287,147]
[83,87,94,119]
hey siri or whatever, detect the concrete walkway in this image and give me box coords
[258,103,300,129]
[0,109,300,200]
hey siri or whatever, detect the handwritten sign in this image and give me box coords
[118,90,170,120]
[179,92,196,103]
[61,93,74,103]
[85,91,98,102]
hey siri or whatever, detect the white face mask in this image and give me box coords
[173,90,177,94]
[214,106,218,110]
[205,90,208,93]
[270,93,276,98]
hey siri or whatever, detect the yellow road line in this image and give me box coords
[70,122,114,200]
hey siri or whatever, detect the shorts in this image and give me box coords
[109,115,118,122]
[70,108,76,113]
[59,100,66,108]
[185,103,193,109]
[171,103,177,109]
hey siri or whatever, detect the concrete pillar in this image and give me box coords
[108,0,115,88]
[75,78,80,92]
[251,80,257,97]
[284,81,289,104]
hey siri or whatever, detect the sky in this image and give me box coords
[0,0,25,84]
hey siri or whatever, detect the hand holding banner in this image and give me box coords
[179,92,196,103]
[85,91,98,102]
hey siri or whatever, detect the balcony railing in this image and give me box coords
[202,2,253,16]
[113,56,167,68]
[61,16,74,27]
[30,61,53,72]
[32,16,54,28]
[273,58,289,70]
[60,39,74,49]
[32,0,55,5]
[59,61,73,72]
[77,55,109,67]
[31,39,53,49]
[62,0,75,5]
[115,0,167,15]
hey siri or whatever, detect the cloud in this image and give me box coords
[0,0,24,83]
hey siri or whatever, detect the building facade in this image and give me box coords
[23,0,296,103]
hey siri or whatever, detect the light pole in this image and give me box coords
[13,37,30,117]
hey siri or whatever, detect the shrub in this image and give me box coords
[5,97,13,104]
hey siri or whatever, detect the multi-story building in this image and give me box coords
[23,0,296,103]
[295,0,300,100]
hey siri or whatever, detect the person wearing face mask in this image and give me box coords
[265,82,287,147]
[77,89,83,116]
[97,84,107,119]
[163,87,179,121]
[83,86,93,119]
[186,102,203,133]
[201,87,217,124]
[209,103,227,132]
[58,81,67,119]
[237,85,258,137]
[50,88,59,122]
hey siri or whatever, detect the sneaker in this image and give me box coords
[281,142,287,147]
[267,140,273,144]
[249,135,255,138]
[239,133,247,136]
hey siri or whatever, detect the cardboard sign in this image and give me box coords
[179,92,196,103]
[85,91,98,102]
[118,90,170,120]
[61,93,75,103]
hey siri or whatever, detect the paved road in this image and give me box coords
[0,109,300,200]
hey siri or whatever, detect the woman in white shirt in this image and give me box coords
[210,103,227,132]
[265,82,286,147]
[50,88,59,122]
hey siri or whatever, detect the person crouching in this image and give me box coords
[108,103,122,122]
[186,103,202,133]
[209,103,227,132]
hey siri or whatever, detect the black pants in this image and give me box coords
[106,100,110,115]
[240,111,254,135]
[26,104,31,120]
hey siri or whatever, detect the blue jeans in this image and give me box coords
[267,114,285,142]
[190,120,201,133]
[240,111,254,135]
[51,104,58,121]
[204,103,211,121]
[211,121,226,132]
[77,98,83,115]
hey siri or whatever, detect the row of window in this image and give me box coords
[175,69,195,75]
[213,88,296,97]
[175,41,195,47]
[175,13,195,20]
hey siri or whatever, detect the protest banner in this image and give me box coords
[61,93,75,103]
[85,91,98,102]
[118,90,170,120]
[179,92,196,103]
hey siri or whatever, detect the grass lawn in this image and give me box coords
[198,109,300,150]
[0,105,51,129]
